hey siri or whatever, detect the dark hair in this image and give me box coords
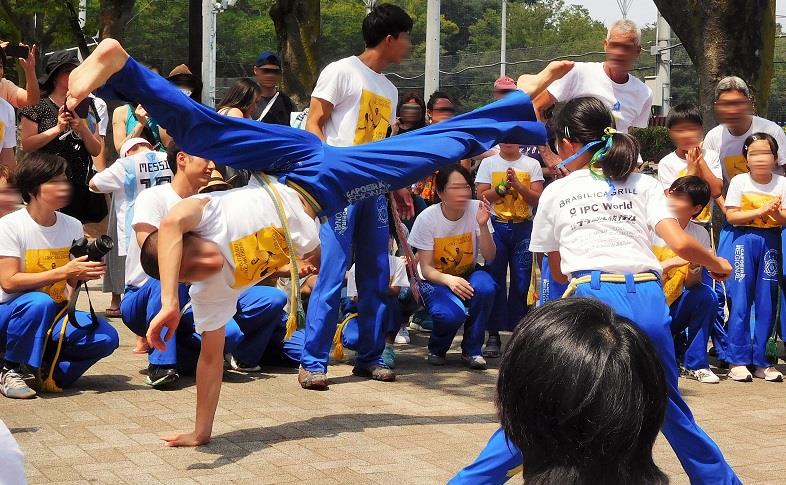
[435,164,473,194]
[669,176,710,216]
[666,103,703,129]
[0,47,6,69]
[497,298,668,485]
[398,91,427,129]
[217,78,261,116]
[743,132,779,159]
[427,91,454,110]
[362,4,413,48]
[140,230,160,280]
[166,141,183,174]
[553,97,639,181]
[15,152,68,203]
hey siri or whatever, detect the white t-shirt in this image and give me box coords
[475,154,544,221]
[0,209,83,304]
[347,255,409,299]
[408,200,494,277]
[725,172,786,229]
[126,184,182,288]
[0,419,26,485]
[0,97,16,150]
[703,116,786,181]
[311,56,398,147]
[651,221,712,305]
[89,94,109,137]
[530,169,675,276]
[188,183,319,333]
[90,151,173,256]
[657,149,722,223]
[547,62,653,134]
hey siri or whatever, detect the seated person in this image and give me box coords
[408,165,497,370]
[652,176,720,384]
[496,297,668,484]
[0,153,119,399]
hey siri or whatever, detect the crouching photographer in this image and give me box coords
[0,153,119,399]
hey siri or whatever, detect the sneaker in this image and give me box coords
[352,364,396,382]
[145,365,179,388]
[728,365,753,382]
[225,354,262,373]
[754,366,784,382]
[382,345,396,369]
[0,367,36,399]
[482,335,502,358]
[461,354,487,371]
[682,367,720,384]
[298,366,328,390]
[409,311,433,332]
[394,326,410,344]
[427,353,446,366]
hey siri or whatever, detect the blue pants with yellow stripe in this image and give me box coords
[0,292,119,387]
[450,272,739,485]
[724,226,779,368]
[488,218,532,331]
[98,58,546,217]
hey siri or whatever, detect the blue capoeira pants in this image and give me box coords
[0,292,119,387]
[97,57,547,217]
[488,218,532,331]
[670,282,717,370]
[538,254,567,305]
[450,272,739,485]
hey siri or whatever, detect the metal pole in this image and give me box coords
[202,0,217,107]
[424,0,440,100]
[78,0,87,29]
[500,0,507,77]
[656,12,671,115]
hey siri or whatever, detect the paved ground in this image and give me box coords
[1,286,785,484]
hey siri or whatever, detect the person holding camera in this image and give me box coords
[0,41,39,108]
[0,153,119,399]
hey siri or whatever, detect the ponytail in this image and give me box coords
[598,132,639,181]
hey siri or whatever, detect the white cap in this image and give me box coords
[120,137,153,158]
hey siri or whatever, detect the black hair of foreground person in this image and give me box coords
[497,297,669,484]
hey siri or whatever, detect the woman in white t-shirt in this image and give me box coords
[459,97,739,484]
[0,153,119,400]
[408,165,496,370]
[723,133,786,383]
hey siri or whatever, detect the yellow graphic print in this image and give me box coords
[354,89,393,145]
[0,120,5,142]
[740,192,780,228]
[651,245,688,306]
[434,232,474,276]
[677,168,711,223]
[723,154,748,180]
[491,170,532,221]
[229,227,290,288]
[24,247,70,303]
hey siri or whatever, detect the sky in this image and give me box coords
[565,0,786,28]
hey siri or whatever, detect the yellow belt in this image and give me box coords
[562,272,659,298]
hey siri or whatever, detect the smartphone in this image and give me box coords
[66,98,92,118]
[3,45,29,59]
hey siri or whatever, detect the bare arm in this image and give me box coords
[13,45,40,107]
[533,90,557,122]
[20,117,62,153]
[0,148,15,171]
[305,97,334,141]
[547,251,567,284]
[476,183,501,203]
[112,105,140,152]
[655,218,730,278]
[0,255,103,294]
[511,179,544,207]
[725,205,769,226]
[478,223,496,263]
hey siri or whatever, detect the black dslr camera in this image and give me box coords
[70,235,114,262]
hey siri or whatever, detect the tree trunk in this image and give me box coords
[652,0,776,129]
[270,0,320,107]
[99,0,136,41]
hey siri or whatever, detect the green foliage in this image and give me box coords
[631,126,674,164]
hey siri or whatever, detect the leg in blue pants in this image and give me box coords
[451,276,739,485]
[711,224,734,363]
[669,283,717,370]
[229,286,288,366]
[725,227,779,368]
[421,270,497,357]
[98,58,546,217]
[448,427,523,485]
[50,311,119,387]
[488,219,532,331]
[539,254,567,305]
[176,309,243,375]
[0,292,57,369]
[261,327,305,367]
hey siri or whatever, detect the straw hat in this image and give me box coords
[198,170,238,194]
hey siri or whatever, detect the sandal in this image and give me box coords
[298,366,328,390]
[132,336,150,355]
[104,307,121,319]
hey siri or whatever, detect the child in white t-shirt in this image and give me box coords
[475,143,544,357]
[723,133,786,383]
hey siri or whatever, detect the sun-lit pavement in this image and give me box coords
[1,285,783,484]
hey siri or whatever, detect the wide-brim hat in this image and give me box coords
[167,64,202,88]
[38,50,80,88]
[119,137,153,158]
[198,170,238,194]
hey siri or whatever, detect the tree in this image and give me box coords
[99,0,136,41]
[653,0,777,127]
[270,0,320,105]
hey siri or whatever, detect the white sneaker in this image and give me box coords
[684,367,720,384]
[394,326,410,344]
[728,365,753,382]
[754,366,783,382]
[461,354,487,371]
[0,367,36,399]
[226,355,261,373]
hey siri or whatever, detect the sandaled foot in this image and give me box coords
[352,364,396,382]
[517,60,575,98]
[298,366,328,390]
[132,336,150,355]
[104,307,121,318]
[67,38,129,111]
[161,431,210,447]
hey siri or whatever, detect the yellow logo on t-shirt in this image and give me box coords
[354,89,392,145]
[723,154,748,179]
[433,232,474,276]
[0,120,5,142]
[24,247,70,303]
[677,168,712,223]
[651,244,688,306]
[740,192,780,228]
[229,227,290,288]
[491,170,532,222]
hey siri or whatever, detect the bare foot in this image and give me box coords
[161,431,210,447]
[66,38,129,111]
[517,60,575,98]
[132,336,150,355]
